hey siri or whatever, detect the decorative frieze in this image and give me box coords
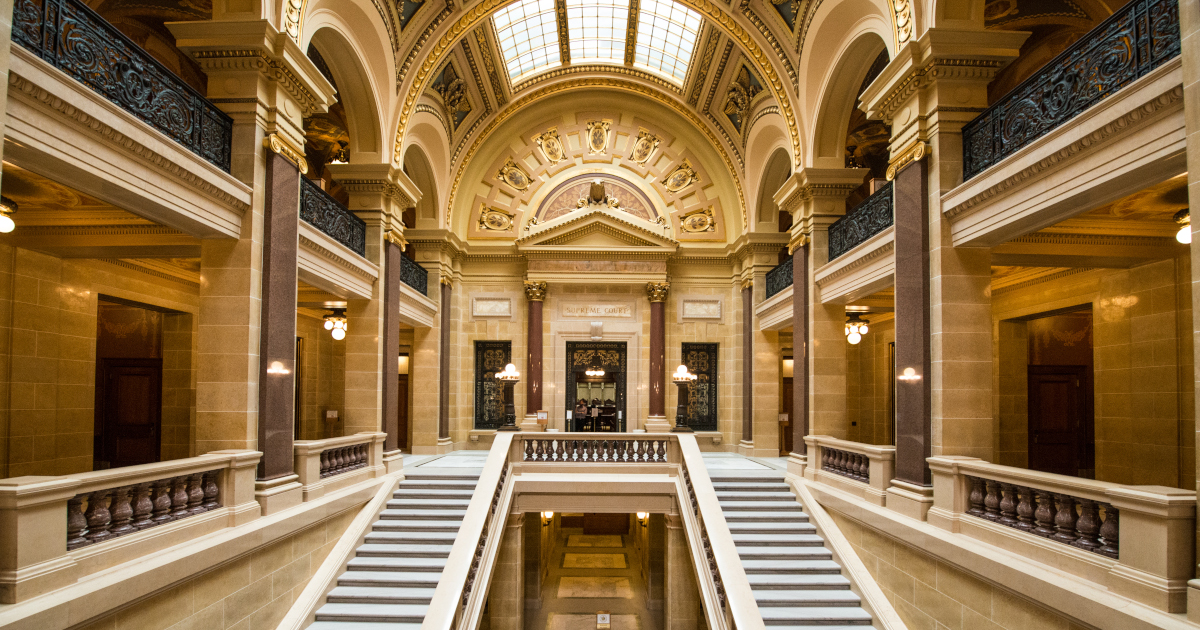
[471,297,513,318]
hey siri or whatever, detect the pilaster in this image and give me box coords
[664,513,700,630]
[490,512,524,630]
[731,233,789,456]
[1179,0,1200,616]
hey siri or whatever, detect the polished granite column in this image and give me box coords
[646,282,670,431]
[382,240,403,451]
[893,157,931,488]
[792,241,809,458]
[257,152,300,483]
[438,277,452,443]
[741,281,754,443]
[524,281,547,427]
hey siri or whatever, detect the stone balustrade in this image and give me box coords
[518,435,675,464]
[294,432,388,502]
[0,450,261,603]
[803,436,895,506]
[927,456,1196,613]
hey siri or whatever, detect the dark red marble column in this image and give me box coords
[257,152,299,481]
[382,240,402,451]
[525,281,547,415]
[893,157,932,486]
[647,282,669,420]
[792,243,809,456]
[742,283,753,442]
[439,278,452,441]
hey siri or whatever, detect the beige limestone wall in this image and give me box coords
[994,320,1029,469]
[846,316,895,446]
[827,509,1088,630]
[297,315,345,440]
[0,246,200,478]
[162,313,196,461]
[76,506,357,630]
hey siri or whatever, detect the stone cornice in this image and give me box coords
[815,235,895,287]
[15,225,185,237]
[515,208,678,248]
[99,259,200,288]
[298,233,379,281]
[191,49,331,117]
[1007,233,1176,248]
[944,85,1185,221]
[993,267,1096,296]
[7,71,252,216]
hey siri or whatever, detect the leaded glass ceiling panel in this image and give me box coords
[493,0,562,81]
[633,0,702,83]
[566,0,630,64]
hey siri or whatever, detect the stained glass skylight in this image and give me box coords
[566,0,630,64]
[493,0,562,80]
[634,0,702,83]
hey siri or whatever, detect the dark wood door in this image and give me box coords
[397,374,409,450]
[582,513,629,535]
[1028,365,1086,476]
[97,358,162,469]
[780,377,793,456]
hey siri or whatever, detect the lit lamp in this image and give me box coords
[323,308,348,340]
[0,196,17,233]
[636,512,649,527]
[496,363,521,431]
[541,511,554,525]
[845,313,869,345]
[671,364,697,433]
[1176,209,1191,244]
[585,363,605,377]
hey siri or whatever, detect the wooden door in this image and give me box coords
[397,374,409,450]
[780,377,793,456]
[1028,365,1086,476]
[97,358,162,469]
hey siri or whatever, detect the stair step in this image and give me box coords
[759,606,873,625]
[314,603,430,624]
[326,585,437,604]
[733,533,825,547]
[397,479,478,490]
[386,499,472,510]
[716,492,797,502]
[364,531,460,545]
[379,509,467,521]
[338,570,443,588]
[393,489,476,499]
[727,521,817,534]
[741,559,842,574]
[348,556,447,572]
[713,483,791,492]
[724,511,810,523]
[738,546,833,561]
[755,590,862,607]
[310,622,422,630]
[748,574,852,590]
[718,501,805,511]
[354,543,453,558]
[371,519,464,532]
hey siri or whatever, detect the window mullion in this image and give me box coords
[623,0,640,65]
[554,0,571,65]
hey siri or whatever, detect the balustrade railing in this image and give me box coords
[822,447,869,484]
[294,432,385,502]
[320,444,368,478]
[804,436,895,507]
[67,470,220,550]
[300,177,367,257]
[964,475,1117,558]
[765,258,793,299]
[961,0,1181,180]
[828,181,893,261]
[520,437,671,463]
[400,253,429,296]
[12,0,234,172]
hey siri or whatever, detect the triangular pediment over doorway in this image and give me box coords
[516,206,679,254]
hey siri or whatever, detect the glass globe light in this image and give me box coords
[847,332,862,345]
[324,319,334,330]
[331,327,346,340]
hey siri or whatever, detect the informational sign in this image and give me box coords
[597,612,611,630]
[537,410,548,425]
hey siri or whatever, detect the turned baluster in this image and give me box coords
[555,440,565,462]
[998,483,1018,527]
[524,439,534,461]
[656,439,667,462]
[535,440,545,461]
[619,441,630,462]
[84,490,113,543]
[831,450,842,475]
[857,455,868,481]
[66,494,89,549]
[187,473,205,514]
[983,480,1002,521]
[334,447,346,473]
[109,486,135,536]
[1032,490,1057,537]
[169,476,191,519]
[358,444,368,467]
[199,471,219,511]
[635,440,645,462]
[1097,504,1119,559]
[1071,498,1101,551]
[151,478,173,523]
[966,477,985,517]
[131,482,154,530]
[1014,486,1036,532]
[606,439,616,461]
[1050,494,1078,544]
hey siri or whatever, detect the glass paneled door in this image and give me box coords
[565,341,627,432]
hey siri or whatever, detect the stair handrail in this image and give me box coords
[677,434,766,630]
[420,431,516,630]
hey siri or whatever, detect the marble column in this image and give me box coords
[439,277,452,443]
[523,281,547,429]
[382,240,403,451]
[741,281,754,444]
[646,282,671,432]
[490,513,524,630]
[664,514,700,630]
[791,242,810,460]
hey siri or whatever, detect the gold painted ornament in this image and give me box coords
[496,158,532,191]
[534,128,567,164]
[680,207,716,233]
[586,120,611,154]
[662,160,699,193]
[479,205,516,232]
[629,131,660,165]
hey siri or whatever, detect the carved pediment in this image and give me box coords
[516,206,677,254]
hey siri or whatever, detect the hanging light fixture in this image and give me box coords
[1176,208,1191,244]
[323,308,348,340]
[585,362,605,377]
[845,313,869,345]
[0,196,17,234]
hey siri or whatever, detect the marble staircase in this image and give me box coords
[308,469,481,629]
[712,472,873,629]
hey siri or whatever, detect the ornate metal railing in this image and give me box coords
[965,475,1118,558]
[961,0,1181,180]
[765,258,793,299]
[13,0,234,172]
[299,177,367,256]
[828,181,893,261]
[399,253,429,296]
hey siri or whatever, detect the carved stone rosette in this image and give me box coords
[524,281,548,301]
[646,282,670,303]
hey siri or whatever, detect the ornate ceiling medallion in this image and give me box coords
[534,128,568,164]
[629,131,660,165]
[680,207,716,233]
[479,205,516,231]
[496,158,532,191]
[892,0,912,45]
[586,120,612,154]
[662,160,699,193]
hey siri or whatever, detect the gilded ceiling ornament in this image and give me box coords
[646,282,670,303]
[724,66,763,131]
[534,128,567,164]
[680,207,716,233]
[524,216,542,232]
[433,63,471,131]
[524,281,549,301]
[577,180,622,210]
[478,205,516,232]
[629,131,660,165]
[892,0,912,45]
[586,120,611,154]
[283,0,304,40]
[662,160,699,193]
[496,158,532,191]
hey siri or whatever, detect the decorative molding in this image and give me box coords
[99,259,200,288]
[7,71,251,215]
[586,120,612,154]
[747,104,780,132]
[891,0,912,46]
[283,0,305,41]
[687,30,720,106]
[372,0,401,54]
[624,0,642,64]
[397,0,454,92]
[1007,233,1175,248]
[554,0,572,64]
[534,128,568,164]
[191,49,327,117]
[298,233,379,281]
[478,204,516,231]
[680,298,722,320]
[680,207,717,233]
[662,160,701,192]
[264,133,309,174]
[471,296,514,317]
[816,238,894,286]
[629,131,661,165]
[496,158,533,191]
[524,281,548,301]
[473,27,508,106]
[512,63,683,95]
[338,178,418,209]
[414,103,452,138]
[946,85,1184,220]
[16,224,185,237]
[645,282,671,302]
[992,266,1096,296]
[868,57,1007,125]
[885,140,927,180]
[738,1,796,87]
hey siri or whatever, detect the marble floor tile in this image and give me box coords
[567,535,624,547]
[558,576,634,598]
[548,613,639,630]
[563,553,628,569]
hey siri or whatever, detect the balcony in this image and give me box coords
[961,0,1180,181]
[12,0,234,173]
[400,252,429,295]
[765,258,793,299]
[299,176,367,257]
[828,181,893,262]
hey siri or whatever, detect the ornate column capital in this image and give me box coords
[524,281,548,301]
[646,282,670,303]
[741,277,754,290]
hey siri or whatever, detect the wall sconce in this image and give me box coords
[541,511,554,525]
[266,360,290,375]
[898,367,922,382]
[1176,209,1191,244]
[324,308,348,340]
[636,512,649,527]
[0,196,17,233]
[845,314,869,345]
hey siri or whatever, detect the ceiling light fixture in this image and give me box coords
[323,308,348,340]
[845,313,869,345]
[1176,208,1191,244]
[585,363,606,377]
[0,196,17,234]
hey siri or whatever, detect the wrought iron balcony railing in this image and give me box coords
[13,0,234,172]
[828,181,893,261]
[765,257,793,299]
[961,0,1180,180]
[300,177,367,256]
[399,253,429,296]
